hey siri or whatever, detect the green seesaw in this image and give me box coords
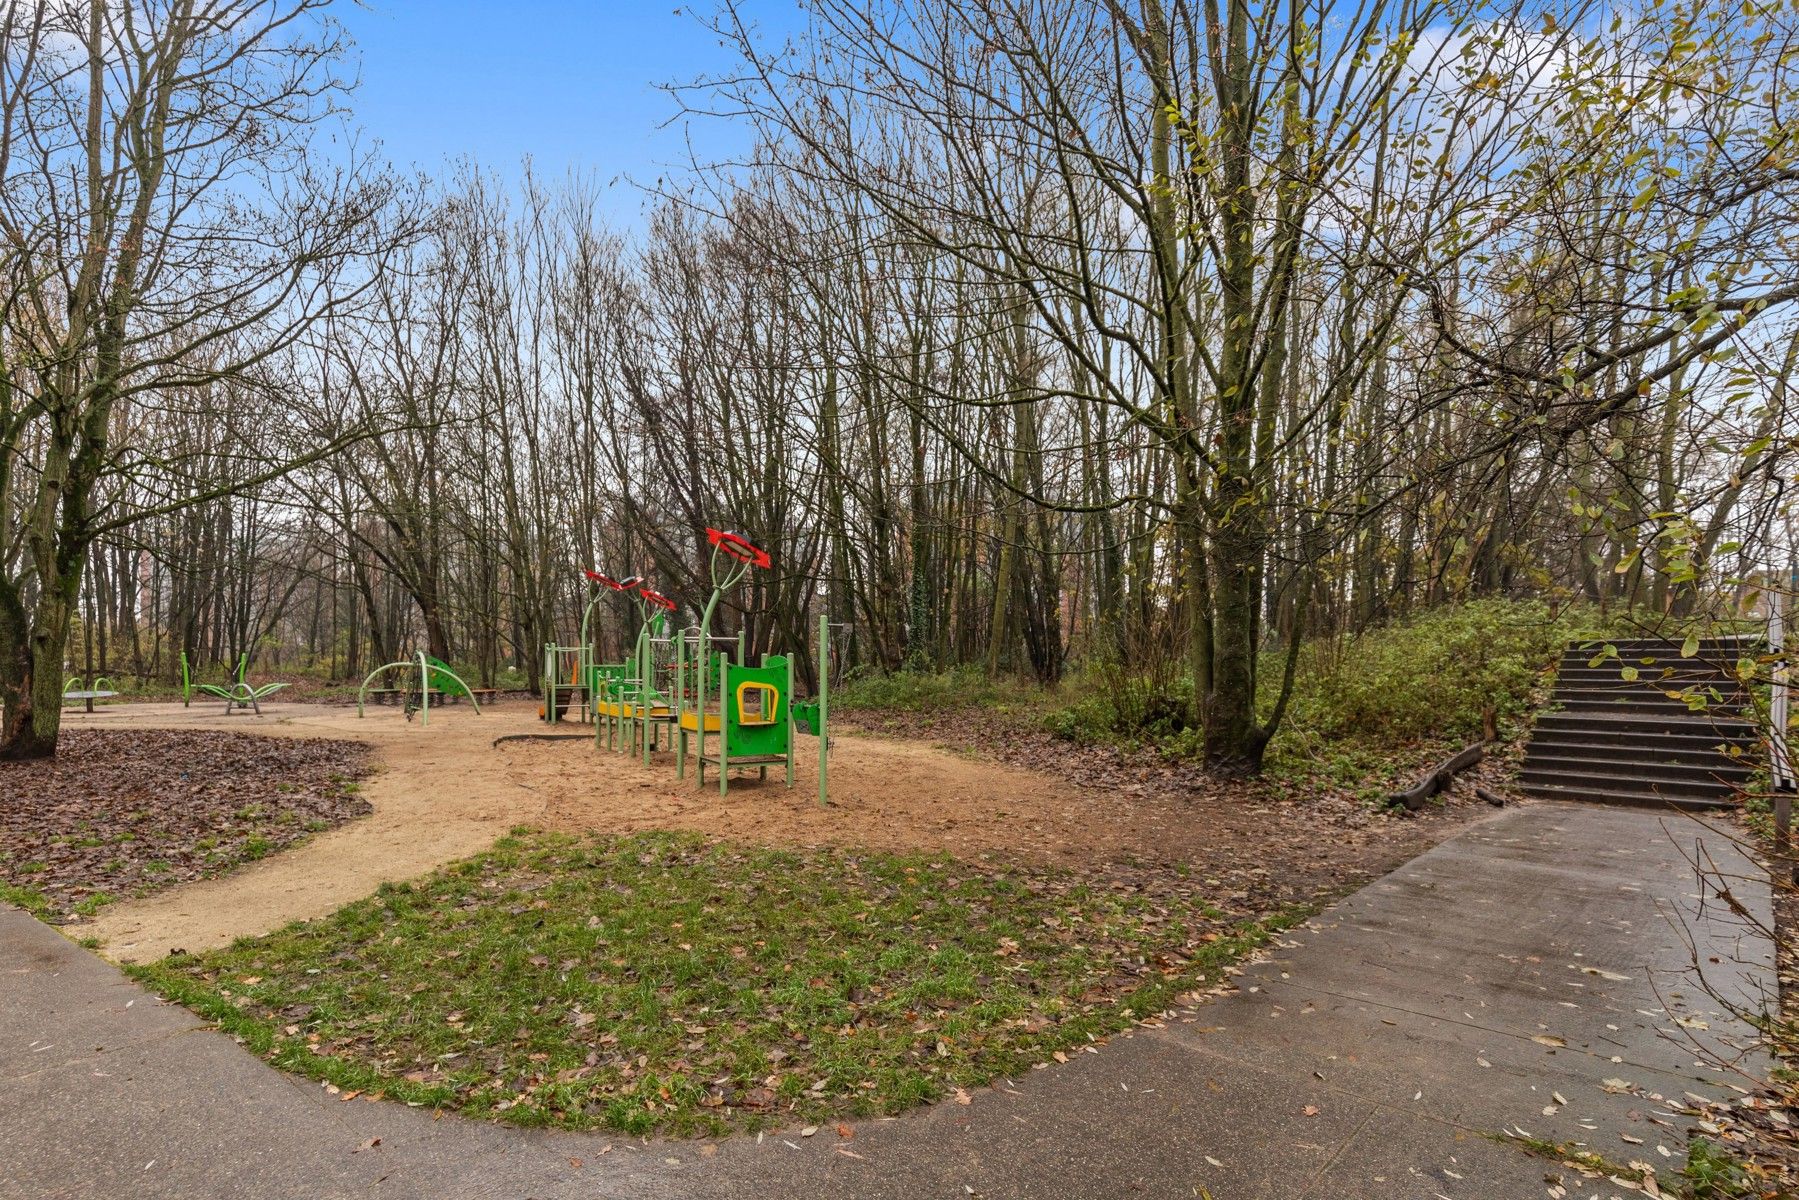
[186,652,289,715]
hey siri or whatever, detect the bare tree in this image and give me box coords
[0,0,406,757]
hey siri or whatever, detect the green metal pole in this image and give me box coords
[640,618,651,767]
[180,651,191,707]
[718,652,729,797]
[542,643,553,725]
[785,652,794,788]
[418,650,429,728]
[818,614,829,807]
[675,629,687,778]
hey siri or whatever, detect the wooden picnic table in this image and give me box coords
[61,689,118,713]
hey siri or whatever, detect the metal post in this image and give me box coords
[418,650,429,728]
[695,650,707,788]
[1774,579,1793,855]
[542,643,554,725]
[708,651,723,791]
[641,629,652,767]
[818,614,829,808]
[676,630,687,778]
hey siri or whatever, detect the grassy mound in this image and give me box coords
[133,829,1298,1136]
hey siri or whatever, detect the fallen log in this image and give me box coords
[1475,786,1507,808]
[1388,742,1486,812]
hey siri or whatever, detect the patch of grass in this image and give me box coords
[1682,1137,1758,1199]
[1501,1130,1759,1199]
[132,830,1298,1137]
[1501,1131,1643,1177]
[71,891,115,917]
[0,882,50,917]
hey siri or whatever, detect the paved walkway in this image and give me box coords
[1,803,1773,1199]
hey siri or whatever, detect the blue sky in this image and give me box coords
[337,2,798,222]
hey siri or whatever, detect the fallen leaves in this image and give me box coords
[0,729,370,922]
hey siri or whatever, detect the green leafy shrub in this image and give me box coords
[1278,598,1567,750]
[1046,598,1628,777]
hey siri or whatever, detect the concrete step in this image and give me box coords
[1516,779,1741,811]
[1523,732,1757,766]
[1566,634,1758,652]
[1549,692,1750,713]
[1558,644,1752,659]
[1531,710,1758,739]
[1518,760,1741,801]
[1550,681,1747,703]
[1552,664,1743,683]
[1520,750,1752,787]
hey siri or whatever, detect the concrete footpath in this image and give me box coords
[1,803,1774,1199]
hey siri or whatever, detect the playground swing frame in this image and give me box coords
[356,651,483,725]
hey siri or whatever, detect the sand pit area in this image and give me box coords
[51,699,1485,963]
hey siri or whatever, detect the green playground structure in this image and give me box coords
[185,651,290,715]
[357,651,483,725]
[564,529,835,803]
[592,581,680,764]
[542,571,641,728]
[673,529,833,803]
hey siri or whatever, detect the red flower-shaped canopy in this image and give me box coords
[639,588,677,612]
[585,570,643,592]
[706,528,771,570]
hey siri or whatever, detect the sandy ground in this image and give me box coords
[63,700,1116,963]
[63,699,1488,966]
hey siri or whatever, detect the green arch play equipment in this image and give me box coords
[357,652,482,725]
[61,673,119,713]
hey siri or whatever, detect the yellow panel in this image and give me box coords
[735,681,779,726]
[620,704,672,719]
[678,711,723,732]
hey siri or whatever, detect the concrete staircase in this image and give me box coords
[1520,636,1759,810]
